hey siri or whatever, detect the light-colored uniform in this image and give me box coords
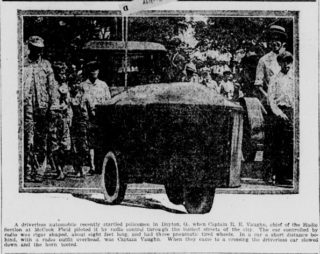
[254,51,281,92]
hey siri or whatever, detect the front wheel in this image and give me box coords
[183,186,215,214]
[101,151,127,204]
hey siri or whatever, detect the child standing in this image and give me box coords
[268,51,294,185]
[48,62,72,180]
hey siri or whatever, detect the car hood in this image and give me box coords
[106,82,243,111]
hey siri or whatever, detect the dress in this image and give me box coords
[23,57,58,177]
[268,70,294,182]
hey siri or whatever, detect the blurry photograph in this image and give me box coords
[19,10,298,214]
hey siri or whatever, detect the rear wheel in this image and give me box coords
[183,185,215,214]
[101,151,127,204]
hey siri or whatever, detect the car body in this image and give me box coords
[95,82,244,214]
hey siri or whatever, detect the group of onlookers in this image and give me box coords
[24,24,294,186]
[24,36,110,182]
[167,24,294,185]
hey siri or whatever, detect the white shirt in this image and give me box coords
[254,51,281,88]
[268,70,294,116]
[81,78,111,109]
[220,80,234,100]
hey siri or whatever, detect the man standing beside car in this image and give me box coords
[23,36,58,182]
[254,25,288,183]
[80,61,111,175]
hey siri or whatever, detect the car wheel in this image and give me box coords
[183,186,215,214]
[165,183,184,205]
[101,151,127,204]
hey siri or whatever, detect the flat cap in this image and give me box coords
[28,36,44,48]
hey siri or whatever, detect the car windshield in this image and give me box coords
[83,40,169,87]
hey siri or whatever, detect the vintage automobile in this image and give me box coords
[83,40,244,213]
[95,82,244,214]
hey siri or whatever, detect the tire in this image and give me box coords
[165,183,184,205]
[183,186,215,214]
[101,151,127,204]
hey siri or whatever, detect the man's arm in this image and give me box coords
[254,58,268,99]
[46,61,60,108]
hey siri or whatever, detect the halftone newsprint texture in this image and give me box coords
[1,1,319,253]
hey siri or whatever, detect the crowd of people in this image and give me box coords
[23,24,294,186]
[166,30,274,101]
[24,36,110,182]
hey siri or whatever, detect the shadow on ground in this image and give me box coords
[72,193,186,214]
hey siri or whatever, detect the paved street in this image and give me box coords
[21,163,294,214]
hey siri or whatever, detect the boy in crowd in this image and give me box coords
[80,61,111,175]
[48,62,72,180]
[220,71,235,100]
[70,84,89,177]
[200,67,220,93]
[268,51,294,185]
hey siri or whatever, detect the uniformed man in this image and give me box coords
[80,61,111,175]
[23,36,58,182]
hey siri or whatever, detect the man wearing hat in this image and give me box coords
[254,25,288,103]
[254,25,289,182]
[79,61,111,175]
[268,51,294,185]
[182,62,200,83]
[23,35,58,182]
